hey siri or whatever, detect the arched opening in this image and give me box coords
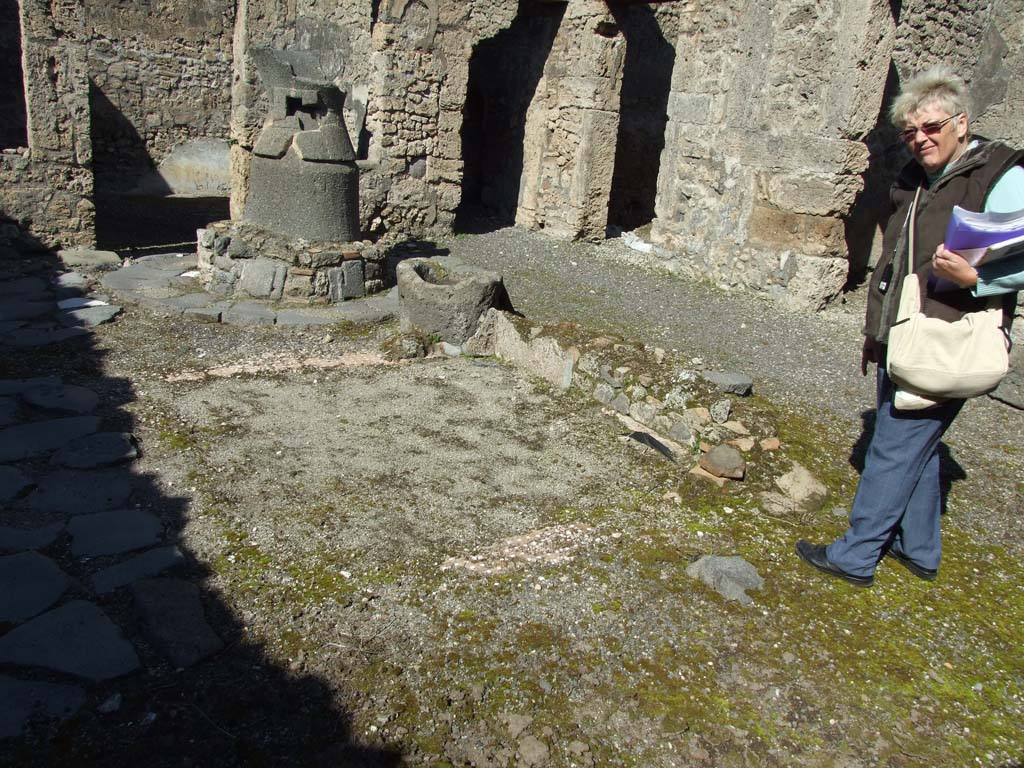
[453,0,565,233]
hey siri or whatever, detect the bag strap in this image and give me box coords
[905,185,922,277]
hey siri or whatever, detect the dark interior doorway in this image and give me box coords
[0,0,27,149]
[89,83,228,253]
[453,0,565,233]
[606,5,675,235]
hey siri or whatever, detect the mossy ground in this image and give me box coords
[124,325,1024,767]
[24,298,1016,768]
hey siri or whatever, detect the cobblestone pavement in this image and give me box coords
[0,246,401,762]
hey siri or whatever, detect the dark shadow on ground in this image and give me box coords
[452,0,565,234]
[0,218,401,767]
[384,238,452,283]
[606,5,674,235]
[95,195,230,254]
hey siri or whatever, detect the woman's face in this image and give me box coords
[901,104,969,174]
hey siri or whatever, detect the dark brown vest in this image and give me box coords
[865,140,1024,342]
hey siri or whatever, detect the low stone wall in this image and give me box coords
[195,221,387,304]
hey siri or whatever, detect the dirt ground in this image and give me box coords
[5,232,1024,768]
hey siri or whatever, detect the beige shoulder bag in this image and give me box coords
[886,187,1011,399]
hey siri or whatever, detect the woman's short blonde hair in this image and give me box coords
[889,66,971,127]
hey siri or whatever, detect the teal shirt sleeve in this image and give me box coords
[975,164,1024,297]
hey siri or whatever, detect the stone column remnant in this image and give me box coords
[243,48,360,242]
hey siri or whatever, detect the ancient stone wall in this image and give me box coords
[0,0,93,248]
[893,0,1024,147]
[647,0,895,310]
[229,0,379,222]
[9,0,1024,295]
[231,0,565,239]
[84,0,235,193]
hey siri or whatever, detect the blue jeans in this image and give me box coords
[826,365,964,577]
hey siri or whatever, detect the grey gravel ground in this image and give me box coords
[446,226,1024,492]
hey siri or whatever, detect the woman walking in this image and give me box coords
[796,66,1024,586]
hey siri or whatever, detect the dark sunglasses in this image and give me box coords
[900,113,962,143]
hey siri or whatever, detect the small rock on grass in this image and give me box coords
[686,555,764,606]
[593,382,615,405]
[722,420,749,435]
[699,444,745,479]
[503,713,533,739]
[689,465,727,488]
[518,734,550,767]
[775,461,827,507]
[710,399,732,424]
[701,371,754,396]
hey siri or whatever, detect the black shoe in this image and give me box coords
[885,549,937,581]
[795,540,874,587]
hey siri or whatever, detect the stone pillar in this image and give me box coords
[0,0,93,247]
[516,1,624,241]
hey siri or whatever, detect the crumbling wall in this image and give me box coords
[0,0,93,248]
[648,0,895,310]
[229,0,532,240]
[230,1,378,223]
[893,0,1024,147]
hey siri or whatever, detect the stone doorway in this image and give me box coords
[606,5,675,235]
[453,0,565,233]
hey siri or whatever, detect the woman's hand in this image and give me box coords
[861,336,878,376]
[932,244,978,288]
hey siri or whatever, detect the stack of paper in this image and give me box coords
[944,205,1024,265]
[932,205,1024,291]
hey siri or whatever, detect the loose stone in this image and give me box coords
[0,601,140,681]
[686,555,764,605]
[0,415,100,462]
[132,578,224,668]
[51,432,139,469]
[20,383,99,414]
[91,546,187,594]
[699,444,745,480]
[22,469,134,516]
[709,399,732,424]
[701,371,754,396]
[0,553,69,622]
[68,509,163,557]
